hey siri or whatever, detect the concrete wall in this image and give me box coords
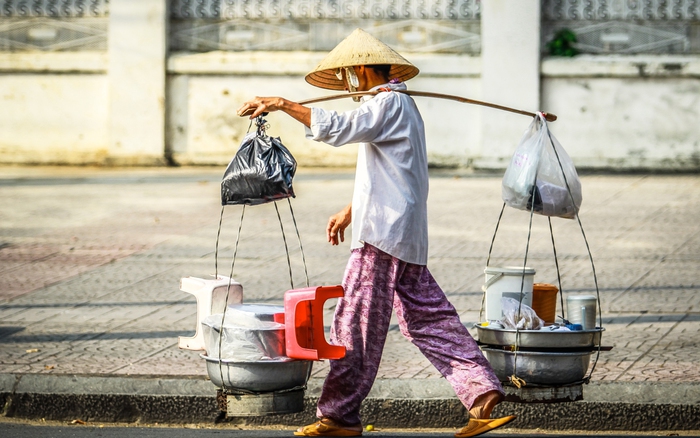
[166,52,481,167]
[542,56,700,170]
[0,53,109,165]
[0,0,698,170]
[107,0,167,165]
[477,0,541,169]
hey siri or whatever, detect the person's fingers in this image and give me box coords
[338,227,345,243]
[326,212,350,246]
[249,104,267,119]
[237,98,263,117]
[238,104,258,118]
[329,231,338,245]
[326,218,334,242]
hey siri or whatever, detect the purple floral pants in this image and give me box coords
[317,244,503,426]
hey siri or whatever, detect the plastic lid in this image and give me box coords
[227,304,284,315]
[567,295,597,301]
[484,266,536,275]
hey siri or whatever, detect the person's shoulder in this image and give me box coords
[372,88,406,106]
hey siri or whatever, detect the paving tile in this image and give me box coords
[0,169,699,386]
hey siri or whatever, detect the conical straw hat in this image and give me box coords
[305,28,419,90]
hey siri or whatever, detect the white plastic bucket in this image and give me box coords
[566,295,597,329]
[484,266,536,321]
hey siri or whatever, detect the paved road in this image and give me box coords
[3,421,700,438]
[1,167,699,382]
[1,166,699,431]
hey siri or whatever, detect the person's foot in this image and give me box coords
[456,390,513,438]
[294,417,363,437]
[468,390,503,419]
[454,416,516,438]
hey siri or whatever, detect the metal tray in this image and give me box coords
[481,348,593,385]
[201,354,312,392]
[476,325,604,349]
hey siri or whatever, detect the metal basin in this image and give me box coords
[225,388,305,416]
[476,325,604,349]
[201,354,312,392]
[481,348,593,385]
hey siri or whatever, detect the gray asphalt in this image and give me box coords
[1,166,699,433]
[3,422,700,438]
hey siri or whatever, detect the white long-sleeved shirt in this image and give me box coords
[305,82,429,265]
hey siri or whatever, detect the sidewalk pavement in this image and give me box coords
[1,166,699,432]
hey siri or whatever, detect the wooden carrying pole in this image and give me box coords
[240,90,557,122]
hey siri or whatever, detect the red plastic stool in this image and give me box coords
[284,285,346,361]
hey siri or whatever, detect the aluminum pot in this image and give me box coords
[481,348,593,385]
[476,325,603,349]
[201,354,312,392]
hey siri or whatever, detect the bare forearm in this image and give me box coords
[278,99,311,128]
[237,97,311,128]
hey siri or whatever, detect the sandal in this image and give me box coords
[294,418,363,437]
[454,415,516,438]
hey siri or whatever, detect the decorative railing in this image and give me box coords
[6,1,694,55]
[171,0,480,20]
[542,0,700,54]
[169,0,482,53]
[543,0,699,20]
[0,0,108,17]
[0,0,109,51]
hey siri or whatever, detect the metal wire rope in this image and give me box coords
[543,124,603,381]
[510,185,539,387]
[217,204,246,388]
[480,203,507,324]
[287,198,310,288]
[274,201,295,290]
[214,206,225,278]
[547,217,566,323]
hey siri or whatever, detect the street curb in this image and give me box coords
[2,374,700,431]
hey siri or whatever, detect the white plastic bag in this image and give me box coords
[202,306,286,361]
[500,297,544,330]
[502,113,582,219]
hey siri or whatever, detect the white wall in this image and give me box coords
[166,52,482,168]
[0,4,698,171]
[107,0,167,164]
[0,72,109,164]
[478,0,541,169]
[542,56,700,170]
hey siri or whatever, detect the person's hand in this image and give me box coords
[237,96,312,127]
[326,205,352,246]
[237,97,284,119]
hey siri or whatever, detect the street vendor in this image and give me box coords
[237,28,514,438]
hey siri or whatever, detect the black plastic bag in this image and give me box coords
[221,117,297,206]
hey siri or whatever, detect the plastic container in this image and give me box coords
[531,283,559,324]
[484,266,535,321]
[566,295,597,330]
[202,304,286,361]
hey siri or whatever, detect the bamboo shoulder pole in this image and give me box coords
[296,90,557,122]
